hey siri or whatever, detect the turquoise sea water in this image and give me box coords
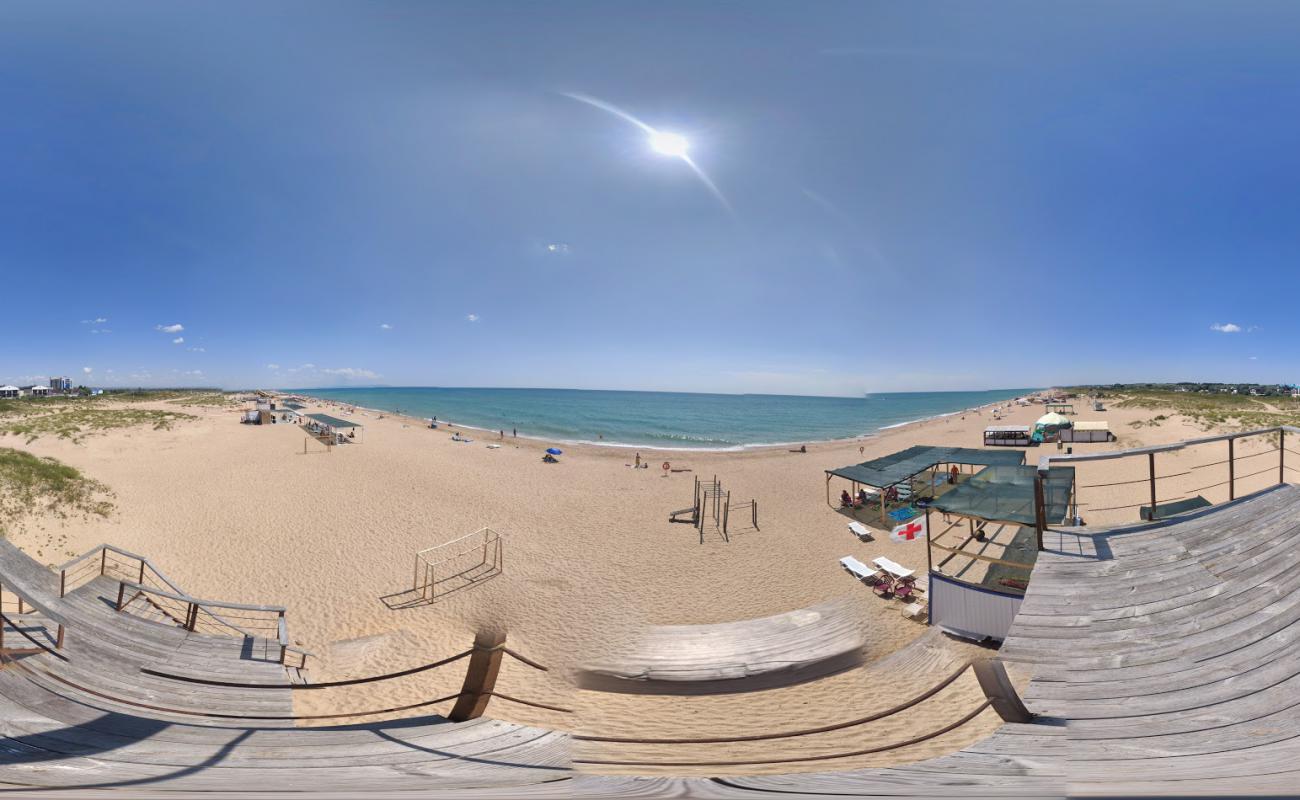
[296,387,1036,450]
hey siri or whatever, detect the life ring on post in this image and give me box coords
[662,461,671,472]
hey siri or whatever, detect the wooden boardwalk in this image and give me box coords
[577,600,865,694]
[5,486,1300,795]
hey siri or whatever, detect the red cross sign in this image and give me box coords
[890,517,927,543]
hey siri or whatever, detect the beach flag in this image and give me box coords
[890,516,927,543]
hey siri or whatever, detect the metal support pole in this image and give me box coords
[1148,452,1158,521]
[1032,473,1046,551]
[449,630,506,722]
[1282,429,1287,485]
[924,506,933,626]
[1228,438,1235,501]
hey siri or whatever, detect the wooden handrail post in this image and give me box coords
[55,624,64,650]
[1228,437,1235,501]
[100,548,106,577]
[972,658,1034,723]
[1148,452,1158,521]
[448,631,506,722]
[1032,473,1046,550]
[186,602,198,631]
[59,570,66,598]
[115,581,126,611]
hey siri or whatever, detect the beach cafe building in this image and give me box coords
[925,464,1075,641]
[304,412,364,444]
[0,386,18,399]
[825,446,1027,529]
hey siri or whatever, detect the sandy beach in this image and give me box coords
[1,390,1281,773]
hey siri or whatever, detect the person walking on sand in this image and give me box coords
[635,452,641,468]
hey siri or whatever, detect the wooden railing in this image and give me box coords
[1033,424,1298,547]
[57,544,311,668]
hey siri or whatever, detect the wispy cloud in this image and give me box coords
[155,323,184,334]
[80,317,108,324]
[266,363,280,370]
[545,242,570,255]
[1210,322,1243,333]
[187,346,205,352]
[82,366,93,374]
[183,369,204,376]
[172,337,184,345]
[320,367,379,380]
[379,323,393,330]
[466,313,479,323]
[90,328,111,335]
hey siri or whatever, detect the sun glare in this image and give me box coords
[649,130,690,157]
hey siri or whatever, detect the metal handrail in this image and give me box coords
[1037,425,1299,473]
[59,543,311,667]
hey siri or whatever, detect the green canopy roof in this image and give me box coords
[304,413,362,428]
[282,402,306,410]
[931,464,1075,526]
[826,445,1025,488]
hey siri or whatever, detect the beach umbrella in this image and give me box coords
[1035,412,1070,428]
[546,447,563,455]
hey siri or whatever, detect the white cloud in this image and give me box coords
[266,363,280,370]
[82,366,93,374]
[91,328,111,334]
[172,337,184,345]
[1210,322,1242,333]
[156,323,184,334]
[545,242,571,254]
[379,323,393,330]
[466,313,479,322]
[320,367,379,379]
[81,317,108,324]
[187,346,205,353]
[183,369,204,376]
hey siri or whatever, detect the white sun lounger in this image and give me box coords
[848,521,874,541]
[839,556,874,581]
[872,556,915,581]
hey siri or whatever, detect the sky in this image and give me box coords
[3,1,1300,396]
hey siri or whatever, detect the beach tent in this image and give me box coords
[1032,412,1071,444]
[1060,421,1112,443]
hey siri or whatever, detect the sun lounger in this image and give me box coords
[839,556,873,581]
[848,521,873,541]
[872,556,915,581]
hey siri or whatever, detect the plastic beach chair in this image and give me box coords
[872,556,915,581]
[872,576,896,597]
[848,521,874,541]
[839,556,873,581]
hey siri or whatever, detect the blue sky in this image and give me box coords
[3,1,1300,395]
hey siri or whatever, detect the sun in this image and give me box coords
[649,130,690,158]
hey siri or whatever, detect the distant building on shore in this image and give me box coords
[49,376,72,393]
[20,385,50,397]
[0,385,19,399]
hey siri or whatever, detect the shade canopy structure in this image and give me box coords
[304,413,362,429]
[931,464,1076,527]
[1035,412,1070,428]
[282,402,306,410]
[826,445,1026,489]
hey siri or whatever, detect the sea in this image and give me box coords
[294,387,1036,451]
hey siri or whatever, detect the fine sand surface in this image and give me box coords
[2,391,1277,773]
